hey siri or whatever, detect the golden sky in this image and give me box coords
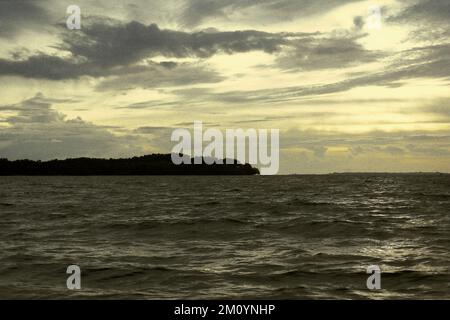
[0,0,449,173]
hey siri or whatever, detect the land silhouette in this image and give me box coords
[0,154,259,175]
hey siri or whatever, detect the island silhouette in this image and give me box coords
[0,154,260,175]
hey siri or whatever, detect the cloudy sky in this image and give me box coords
[0,0,449,173]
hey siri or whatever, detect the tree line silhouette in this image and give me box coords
[0,154,260,175]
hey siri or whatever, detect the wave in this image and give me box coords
[0,203,14,206]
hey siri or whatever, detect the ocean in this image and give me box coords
[0,174,449,299]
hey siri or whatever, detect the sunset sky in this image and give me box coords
[0,0,449,173]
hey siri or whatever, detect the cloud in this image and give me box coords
[0,19,288,85]
[426,105,450,118]
[280,127,450,157]
[105,40,447,99]
[389,0,450,40]
[353,16,365,30]
[0,53,225,90]
[0,54,98,80]
[0,0,51,38]
[179,0,365,28]
[406,144,450,157]
[383,146,406,155]
[97,61,224,90]
[164,42,450,106]
[275,33,384,71]
[310,145,328,158]
[280,43,450,98]
[419,98,450,119]
[0,94,144,160]
[392,0,450,24]
[133,126,174,134]
[60,20,287,66]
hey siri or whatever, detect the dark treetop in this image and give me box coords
[0,154,260,175]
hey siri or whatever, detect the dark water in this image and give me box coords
[0,174,449,299]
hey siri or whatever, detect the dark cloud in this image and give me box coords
[117,100,180,110]
[60,20,287,67]
[275,34,384,71]
[0,54,96,80]
[180,0,365,28]
[420,98,450,119]
[426,105,450,118]
[0,54,224,89]
[97,61,224,91]
[133,126,173,134]
[353,16,365,30]
[393,0,450,23]
[0,94,144,160]
[0,0,51,38]
[0,19,288,84]
[389,0,450,40]
[233,116,291,124]
[173,121,220,127]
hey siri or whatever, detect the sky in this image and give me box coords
[0,0,449,174]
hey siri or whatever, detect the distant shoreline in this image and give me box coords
[0,154,260,176]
